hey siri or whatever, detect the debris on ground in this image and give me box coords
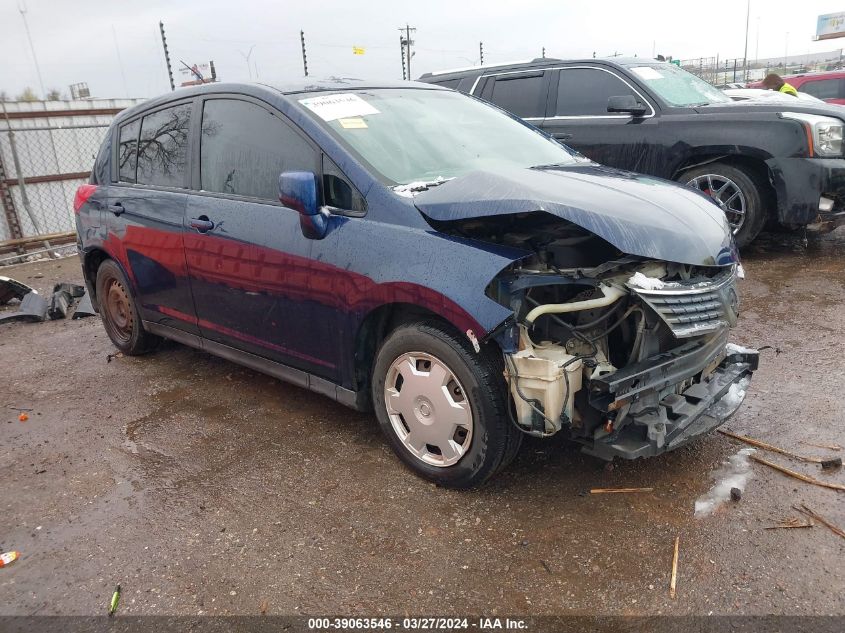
[799,441,843,452]
[669,536,679,599]
[730,487,742,501]
[107,352,124,363]
[590,487,654,494]
[0,276,34,304]
[18,412,28,422]
[48,286,73,320]
[260,599,268,615]
[793,505,845,540]
[0,551,20,568]
[695,448,756,516]
[540,560,553,574]
[750,455,845,492]
[764,517,813,530]
[71,291,96,319]
[718,428,837,466]
[108,584,121,616]
[0,292,48,323]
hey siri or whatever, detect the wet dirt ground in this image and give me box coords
[1,230,844,617]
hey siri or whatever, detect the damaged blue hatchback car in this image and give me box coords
[75,79,759,488]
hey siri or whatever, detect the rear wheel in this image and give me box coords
[680,162,767,247]
[371,321,521,488]
[95,259,159,355]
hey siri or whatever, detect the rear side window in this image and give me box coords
[117,120,140,183]
[136,103,192,188]
[799,78,843,100]
[556,69,639,116]
[200,99,318,201]
[486,74,546,118]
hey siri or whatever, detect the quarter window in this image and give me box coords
[136,103,192,188]
[117,120,140,183]
[200,99,318,201]
[556,69,640,116]
[487,74,546,118]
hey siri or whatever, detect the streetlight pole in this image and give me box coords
[743,0,750,81]
[18,2,46,98]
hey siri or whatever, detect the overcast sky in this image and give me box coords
[1,0,844,99]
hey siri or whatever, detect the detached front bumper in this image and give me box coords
[768,157,845,229]
[582,337,759,461]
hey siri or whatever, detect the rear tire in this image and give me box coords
[680,162,767,247]
[371,321,521,488]
[95,259,159,355]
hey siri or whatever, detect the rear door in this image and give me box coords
[184,96,335,379]
[542,66,661,171]
[107,101,199,335]
[475,70,550,126]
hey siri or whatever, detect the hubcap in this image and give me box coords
[688,174,747,234]
[104,277,133,343]
[384,352,473,467]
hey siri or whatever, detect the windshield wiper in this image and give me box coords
[393,177,452,197]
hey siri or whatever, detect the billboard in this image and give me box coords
[815,12,845,41]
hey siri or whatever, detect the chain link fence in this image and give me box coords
[0,123,109,260]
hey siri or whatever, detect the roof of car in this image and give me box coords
[265,78,443,94]
[418,57,656,79]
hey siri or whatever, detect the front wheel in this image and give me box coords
[680,162,767,247]
[371,322,521,488]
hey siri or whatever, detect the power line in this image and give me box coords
[18,1,46,98]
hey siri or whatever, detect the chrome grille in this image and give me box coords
[629,270,737,338]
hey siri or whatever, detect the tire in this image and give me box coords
[679,162,767,247]
[371,321,522,489]
[95,259,159,355]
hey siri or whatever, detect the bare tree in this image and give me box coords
[45,88,62,101]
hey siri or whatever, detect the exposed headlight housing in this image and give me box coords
[781,111,844,157]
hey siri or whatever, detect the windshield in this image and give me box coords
[296,89,577,185]
[625,63,732,107]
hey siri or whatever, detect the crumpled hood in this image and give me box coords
[413,165,737,267]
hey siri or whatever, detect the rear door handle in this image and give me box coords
[108,202,125,216]
[189,217,215,233]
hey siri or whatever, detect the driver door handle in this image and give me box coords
[108,202,125,216]
[190,216,215,233]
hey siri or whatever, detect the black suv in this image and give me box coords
[420,58,845,246]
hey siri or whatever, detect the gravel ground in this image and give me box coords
[1,230,844,617]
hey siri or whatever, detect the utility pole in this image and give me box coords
[399,25,415,80]
[19,2,46,99]
[300,30,308,77]
[159,21,175,91]
[479,41,484,66]
[742,0,750,81]
[400,34,407,80]
[238,45,256,80]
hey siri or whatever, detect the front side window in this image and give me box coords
[117,120,140,183]
[625,63,731,107]
[556,69,640,116]
[136,103,192,188]
[800,79,842,99]
[296,89,576,185]
[200,99,318,200]
[487,74,546,118]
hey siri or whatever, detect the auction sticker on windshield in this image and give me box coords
[630,66,664,80]
[299,93,380,121]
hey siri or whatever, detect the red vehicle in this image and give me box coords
[751,70,845,105]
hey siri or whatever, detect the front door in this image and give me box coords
[184,96,333,378]
[541,67,664,174]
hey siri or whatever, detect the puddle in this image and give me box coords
[694,447,756,517]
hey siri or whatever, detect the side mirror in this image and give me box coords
[279,171,319,215]
[278,171,328,239]
[607,95,647,116]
